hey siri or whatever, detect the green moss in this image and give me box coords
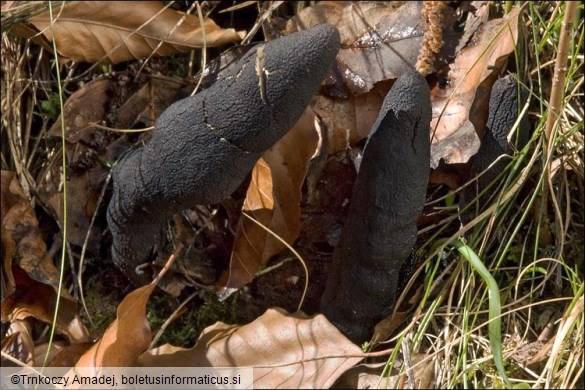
[81,275,119,335]
[147,289,241,348]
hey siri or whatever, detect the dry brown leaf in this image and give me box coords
[33,340,69,367]
[333,353,435,389]
[331,362,387,389]
[408,353,436,389]
[1,171,89,342]
[219,109,319,291]
[287,2,423,96]
[1,266,89,343]
[75,283,155,367]
[1,171,19,298]
[287,2,461,97]
[115,74,194,128]
[312,82,388,155]
[430,7,521,167]
[139,308,364,389]
[46,342,94,367]
[11,1,244,64]
[36,78,114,248]
[1,320,35,366]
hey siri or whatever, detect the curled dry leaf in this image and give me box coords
[1,171,89,342]
[287,2,425,96]
[287,2,461,97]
[0,171,60,283]
[289,1,462,157]
[74,284,155,368]
[1,320,35,366]
[289,1,520,173]
[46,342,94,367]
[33,340,69,367]
[219,109,319,292]
[1,267,89,343]
[10,1,244,64]
[331,362,387,389]
[430,7,521,168]
[139,308,364,389]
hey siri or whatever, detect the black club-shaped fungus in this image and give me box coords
[321,72,432,344]
[107,25,340,284]
[460,75,529,223]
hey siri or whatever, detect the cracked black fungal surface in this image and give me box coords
[460,75,529,223]
[321,72,432,344]
[107,25,340,284]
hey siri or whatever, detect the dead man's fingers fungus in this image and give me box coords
[107,25,340,284]
[321,72,432,344]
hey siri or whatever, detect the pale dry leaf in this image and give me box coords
[430,7,521,167]
[220,109,319,291]
[18,1,244,64]
[74,284,155,367]
[139,308,364,389]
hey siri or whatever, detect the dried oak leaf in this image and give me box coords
[9,1,244,64]
[219,109,319,292]
[1,171,89,342]
[139,308,364,389]
[430,7,521,168]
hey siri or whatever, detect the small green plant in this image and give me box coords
[40,92,61,119]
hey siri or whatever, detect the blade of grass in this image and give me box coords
[453,239,510,387]
[237,212,309,313]
[42,1,67,369]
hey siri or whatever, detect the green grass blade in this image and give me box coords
[453,239,510,387]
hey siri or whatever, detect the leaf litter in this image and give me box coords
[5,1,244,64]
[1,2,528,387]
